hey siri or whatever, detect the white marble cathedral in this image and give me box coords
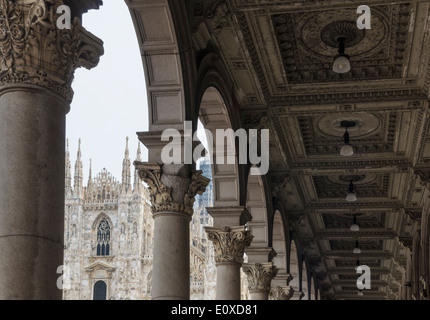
[63,138,217,300]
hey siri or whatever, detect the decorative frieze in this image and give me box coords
[205,226,253,264]
[242,262,278,293]
[0,0,103,102]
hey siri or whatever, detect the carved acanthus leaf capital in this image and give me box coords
[134,162,172,210]
[184,170,210,209]
[134,162,209,216]
[242,262,278,293]
[269,286,294,300]
[205,226,253,265]
[0,0,104,102]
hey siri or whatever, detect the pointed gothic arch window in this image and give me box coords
[96,218,111,256]
[93,280,107,300]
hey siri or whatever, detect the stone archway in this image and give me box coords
[272,210,286,273]
[128,0,195,132]
[289,240,301,299]
[198,87,242,210]
[419,189,430,298]
[311,276,316,300]
[301,259,309,300]
[197,84,252,300]
[412,228,421,299]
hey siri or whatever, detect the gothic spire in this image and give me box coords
[133,141,142,193]
[136,140,142,161]
[74,138,84,197]
[121,137,131,194]
[88,158,93,187]
[65,138,73,196]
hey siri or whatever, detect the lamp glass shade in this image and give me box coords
[333,55,351,73]
[353,247,361,254]
[350,223,360,232]
[340,144,354,156]
[346,192,357,202]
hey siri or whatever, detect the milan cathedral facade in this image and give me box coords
[62,139,217,300]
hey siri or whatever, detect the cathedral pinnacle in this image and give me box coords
[88,158,93,187]
[133,142,143,193]
[65,138,72,196]
[121,137,131,194]
[74,138,84,197]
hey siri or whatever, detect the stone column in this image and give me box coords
[135,162,209,300]
[205,226,253,300]
[0,0,103,299]
[242,262,278,300]
[269,286,294,300]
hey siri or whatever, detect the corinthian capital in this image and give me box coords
[184,170,210,209]
[242,262,278,293]
[205,226,253,265]
[0,0,104,102]
[134,162,209,216]
[269,286,294,300]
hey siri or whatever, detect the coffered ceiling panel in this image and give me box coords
[272,4,410,84]
[322,212,386,229]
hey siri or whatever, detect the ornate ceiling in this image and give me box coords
[188,0,430,299]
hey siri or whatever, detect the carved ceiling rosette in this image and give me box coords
[269,286,294,301]
[0,0,104,102]
[205,226,253,265]
[134,162,209,216]
[242,262,278,293]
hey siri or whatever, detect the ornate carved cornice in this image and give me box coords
[0,0,103,102]
[242,262,278,293]
[268,286,294,300]
[205,226,253,265]
[397,236,413,250]
[404,210,422,223]
[134,162,209,216]
[415,170,430,186]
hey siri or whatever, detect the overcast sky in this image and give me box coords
[67,0,148,182]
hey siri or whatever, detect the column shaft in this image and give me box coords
[152,212,190,300]
[216,263,242,300]
[0,87,67,299]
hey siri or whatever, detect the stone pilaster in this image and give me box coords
[269,286,295,300]
[0,0,103,300]
[134,162,209,300]
[205,225,253,300]
[242,262,278,300]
